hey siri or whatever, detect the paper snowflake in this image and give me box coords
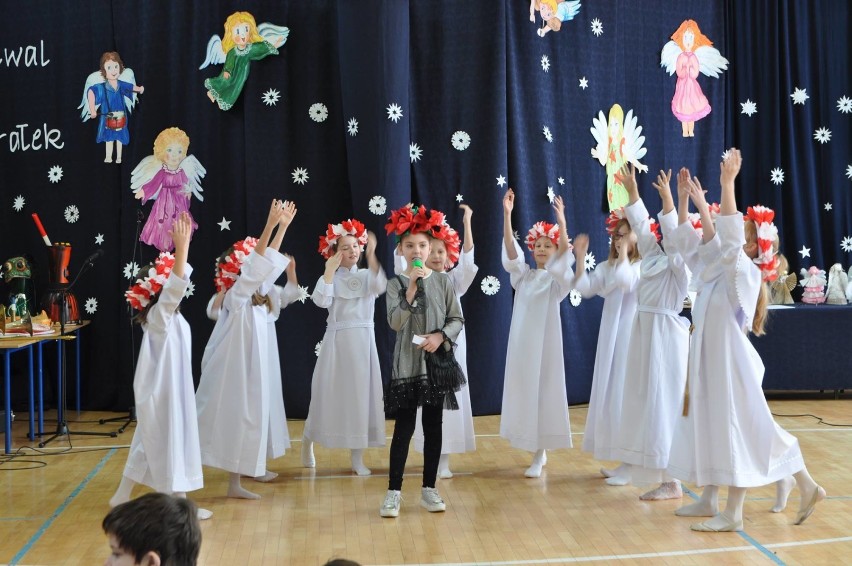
[315,340,323,357]
[455,194,464,203]
[546,186,555,203]
[813,127,832,144]
[13,195,24,211]
[292,167,309,185]
[824,202,833,211]
[799,246,811,258]
[64,204,80,223]
[480,275,501,296]
[309,102,329,123]
[513,230,520,241]
[584,252,596,272]
[217,217,231,231]
[591,18,603,36]
[846,164,852,180]
[409,143,423,163]
[262,88,280,106]
[790,87,809,105]
[770,167,785,185]
[837,95,852,114]
[347,117,359,136]
[579,77,588,90]
[386,102,403,123]
[541,55,550,73]
[740,99,757,116]
[84,297,98,315]
[451,131,471,151]
[296,285,310,304]
[497,174,506,187]
[368,195,387,215]
[558,177,565,185]
[841,237,852,253]
[543,125,553,143]
[123,261,139,280]
[569,289,582,306]
[48,165,63,183]
[184,281,195,298]
[722,149,732,161]
[95,233,104,244]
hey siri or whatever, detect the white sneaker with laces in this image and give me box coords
[380,490,402,517]
[420,487,446,512]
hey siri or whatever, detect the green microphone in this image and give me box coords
[412,258,424,290]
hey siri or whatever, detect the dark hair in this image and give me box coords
[99,51,125,78]
[103,493,201,566]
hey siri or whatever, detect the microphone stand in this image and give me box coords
[39,256,117,447]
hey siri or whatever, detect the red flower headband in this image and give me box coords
[431,222,461,266]
[605,208,660,243]
[525,221,571,251]
[385,204,442,239]
[744,205,779,282]
[214,237,258,292]
[125,252,176,311]
[687,202,721,237]
[318,218,368,259]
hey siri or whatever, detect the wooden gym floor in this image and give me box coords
[1,399,850,565]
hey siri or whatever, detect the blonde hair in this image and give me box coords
[153,127,190,163]
[608,104,625,140]
[744,220,778,337]
[251,292,272,312]
[607,218,640,264]
[222,12,264,53]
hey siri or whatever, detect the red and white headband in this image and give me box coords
[525,221,572,251]
[214,237,258,292]
[606,208,660,242]
[125,252,176,311]
[318,218,368,259]
[745,205,779,282]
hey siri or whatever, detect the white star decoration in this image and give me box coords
[84,297,98,315]
[95,233,104,245]
[347,117,359,136]
[123,262,139,280]
[496,175,507,188]
[579,77,588,89]
[217,217,231,231]
[456,194,464,203]
[386,103,403,123]
[64,205,79,223]
[262,88,280,106]
[315,340,323,357]
[837,96,852,114]
[309,102,329,123]
[13,195,25,211]
[558,177,565,185]
[48,165,63,183]
[546,186,555,203]
[541,55,550,73]
[292,167,309,185]
[841,237,852,253]
[722,149,732,161]
[846,165,852,180]
[409,143,423,163]
[184,281,195,298]
[590,18,603,36]
[770,167,785,185]
[513,230,520,241]
[569,289,582,306]
[451,131,471,151]
[296,285,310,304]
[368,195,387,215]
[790,87,809,105]
[798,246,811,258]
[543,125,553,143]
[480,275,501,296]
[741,99,757,116]
[824,202,833,212]
[813,127,832,144]
[584,252,596,272]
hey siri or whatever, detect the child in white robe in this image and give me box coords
[196,199,297,499]
[302,220,387,475]
[110,212,210,519]
[499,189,574,478]
[667,149,824,531]
[572,212,640,480]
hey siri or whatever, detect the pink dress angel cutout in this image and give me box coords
[799,266,827,304]
[132,127,205,252]
[660,20,728,138]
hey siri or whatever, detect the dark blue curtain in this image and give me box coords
[1,1,848,418]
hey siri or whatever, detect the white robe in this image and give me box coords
[414,246,479,454]
[667,213,804,487]
[195,249,288,476]
[574,258,640,461]
[303,264,387,448]
[499,239,574,452]
[613,201,690,483]
[124,265,203,493]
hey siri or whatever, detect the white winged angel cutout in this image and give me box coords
[199,11,289,111]
[660,19,728,138]
[132,128,205,252]
[590,104,648,211]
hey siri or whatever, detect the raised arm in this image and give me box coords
[572,233,589,282]
[620,163,640,206]
[254,199,284,258]
[651,168,675,216]
[503,189,517,261]
[170,212,192,280]
[269,200,297,252]
[459,204,474,252]
[685,176,715,244]
[719,148,742,216]
[365,231,380,274]
[553,195,570,256]
[675,167,692,225]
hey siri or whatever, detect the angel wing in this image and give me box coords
[258,22,290,48]
[781,272,797,292]
[131,156,163,199]
[694,45,729,78]
[622,109,648,172]
[118,67,139,113]
[560,1,582,21]
[589,110,608,165]
[179,155,206,202]
[660,40,680,75]
[77,71,105,121]
[198,34,225,70]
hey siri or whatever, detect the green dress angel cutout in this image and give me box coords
[590,104,648,211]
[200,12,289,111]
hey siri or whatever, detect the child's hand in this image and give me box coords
[552,195,566,223]
[651,169,672,197]
[573,233,589,259]
[223,71,231,80]
[720,148,742,185]
[170,212,193,250]
[503,188,515,214]
[325,251,342,275]
[616,163,638,195]
[365,231,377,256]
[459,203,473,221]
[265,199,283,227]
[685,177,709,210]
[134,189,144,200]
[279,200,297,227]
[676,168,692,202]
[418,332,445,353]
[285,254,297,278]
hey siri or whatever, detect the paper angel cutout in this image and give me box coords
[77,52,144,163]
[200,12,289,111]
[529,0,581,37]
[590,104,648,211]
[660,20,728,138]
[799,266,827,304]
[131,127,205,252]
[847,266,852,303]
[825,263,848,305]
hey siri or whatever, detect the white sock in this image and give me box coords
[695,486,746,530]
[525,449,546,478]
[676,484,719,516]
[438,454,453,479]
[252,471,278,483]
[772,476,795,513]
[109,475,137,508]
[793,467,825,522]
[227,472,260,500]
[604,463,631,486]
[600,462,628,478]
[301,438,315,468]
[197,508,213,520]
[351,449,371,476]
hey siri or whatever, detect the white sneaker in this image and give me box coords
[420,487,446,512]
[380,490,402,517]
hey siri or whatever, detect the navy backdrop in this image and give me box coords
[0,1,849,418]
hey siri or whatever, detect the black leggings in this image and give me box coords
[388,404,443,490]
